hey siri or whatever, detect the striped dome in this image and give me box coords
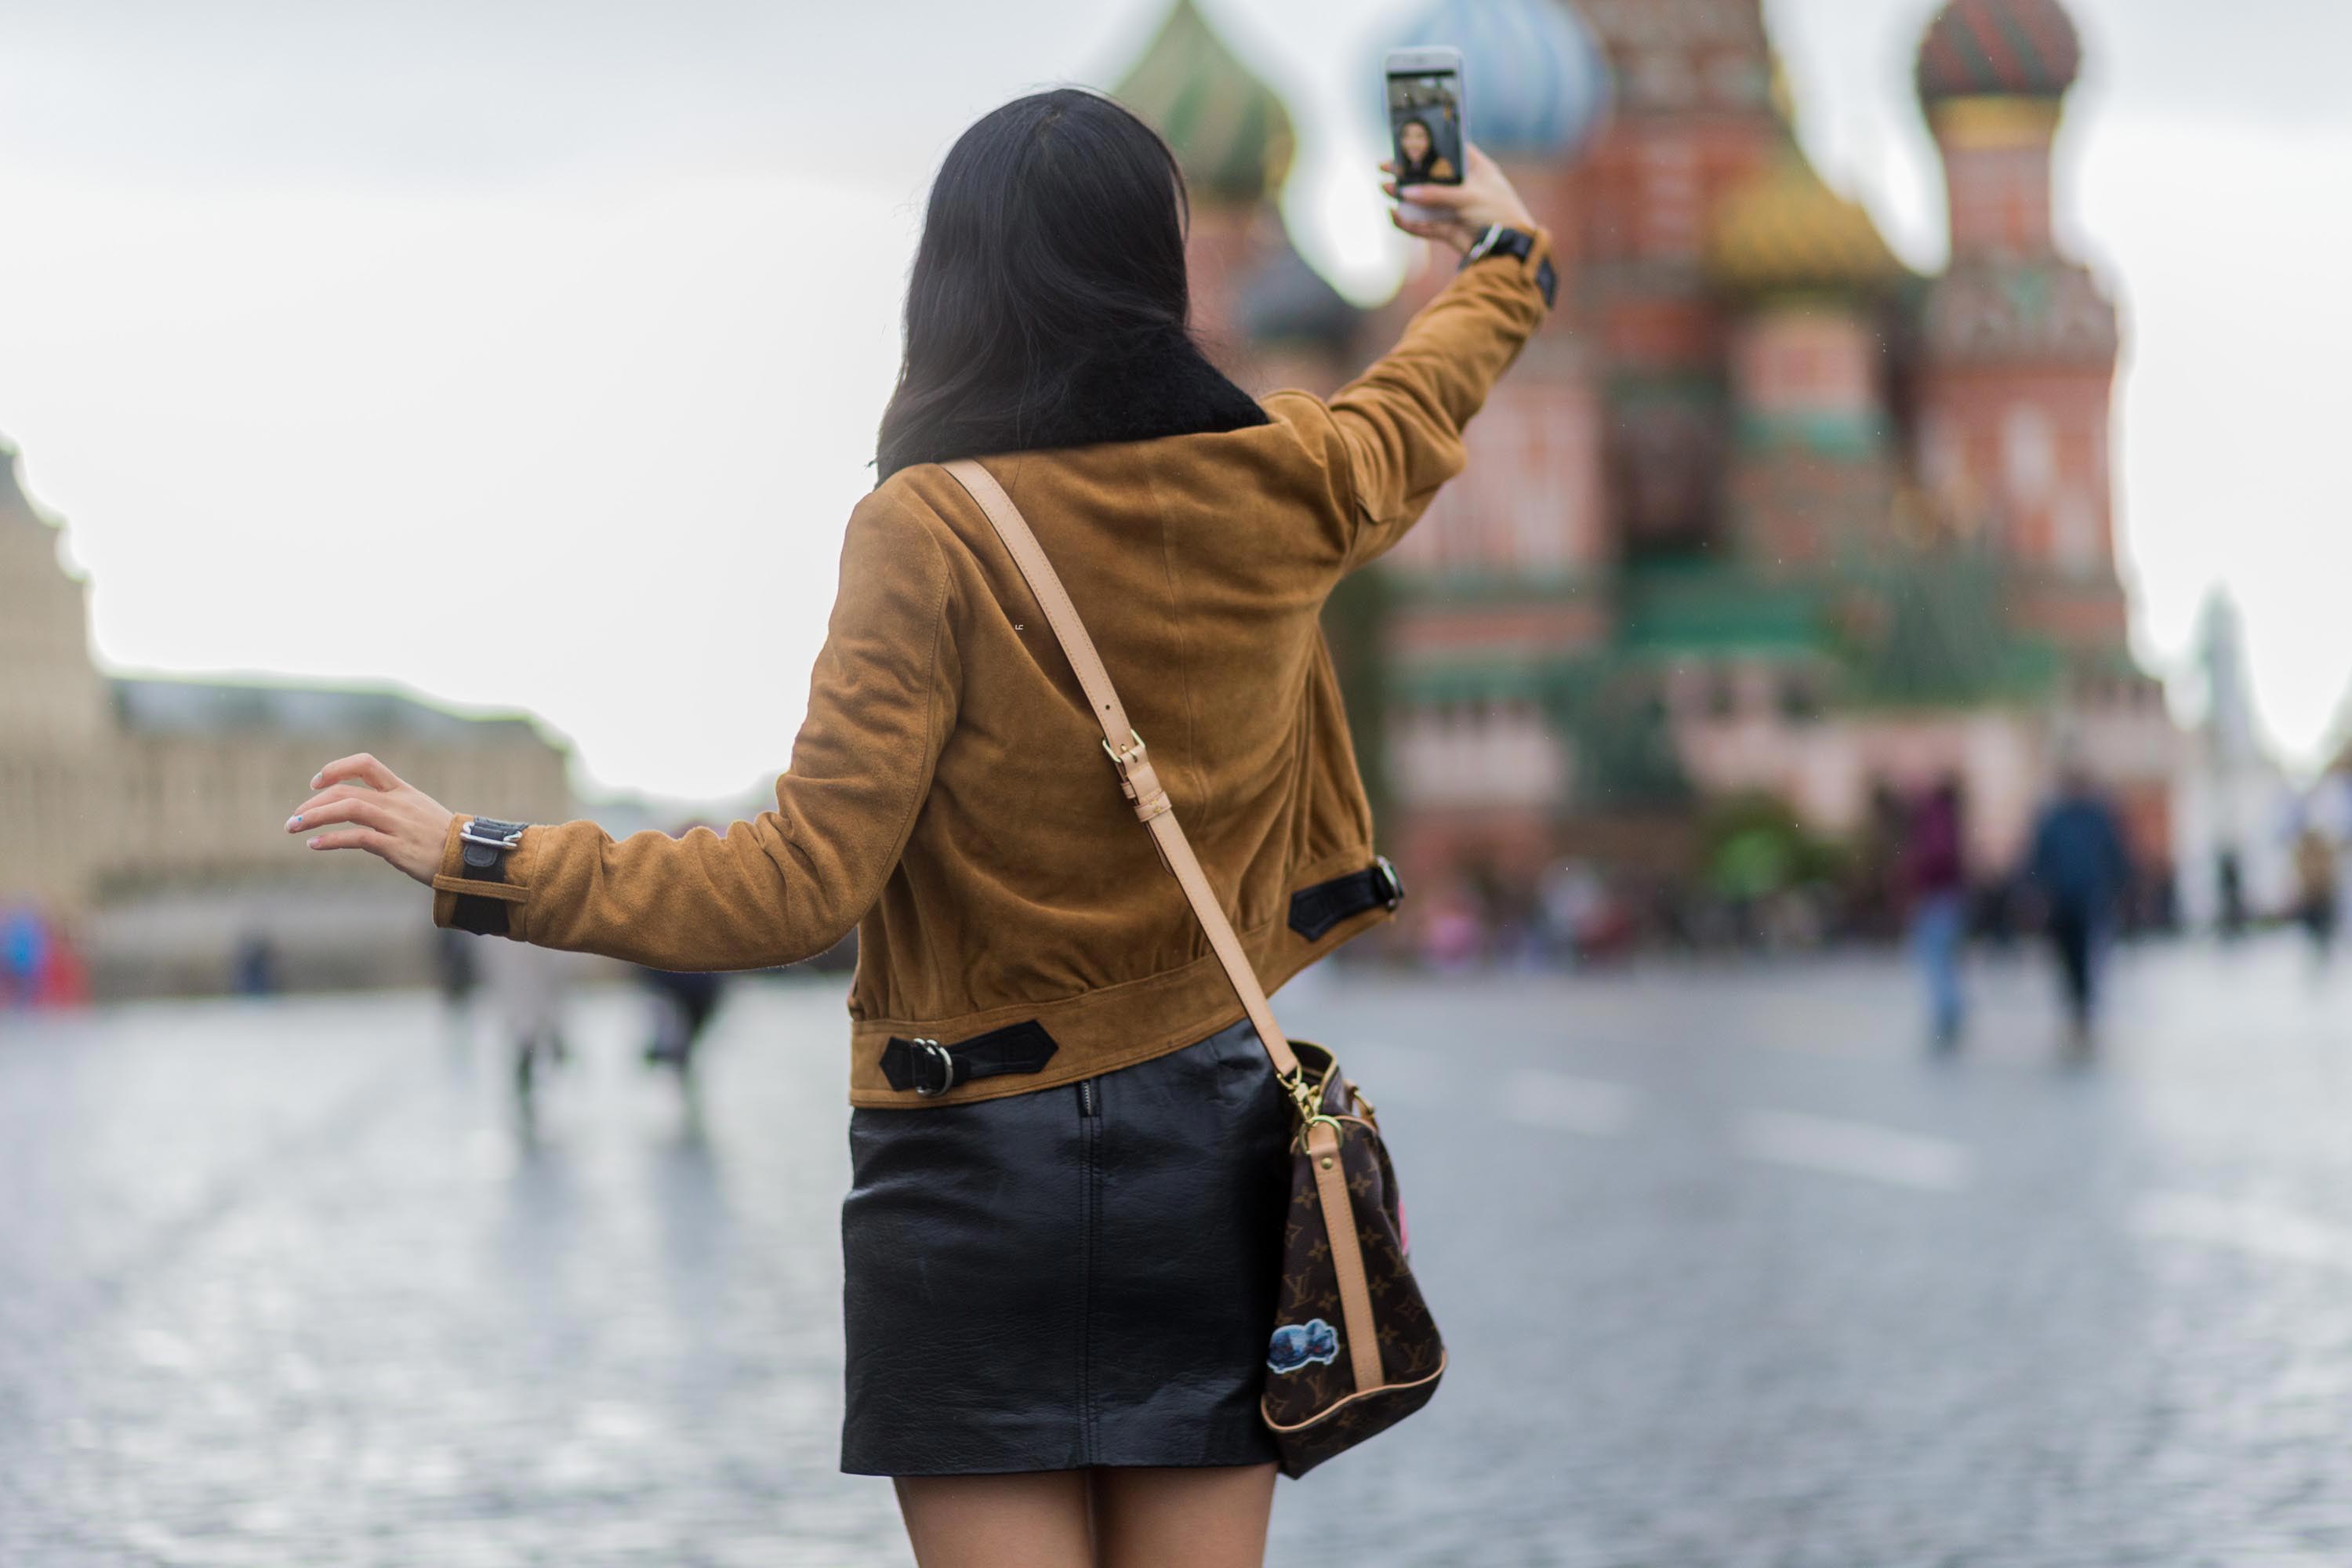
[1111,0,1296,204]
[1915,0,2082,103]
[1708,148,1904,296]
[1387,0,1611,160]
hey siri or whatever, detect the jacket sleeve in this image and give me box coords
[1321,228,1553,568]
[430,490,960,971]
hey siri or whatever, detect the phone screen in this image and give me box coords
[1388,70,1465,187]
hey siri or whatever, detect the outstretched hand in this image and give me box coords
[1381,143,1537,255]
[285,753,456,887]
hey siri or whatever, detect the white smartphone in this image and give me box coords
[1385,46,1468,227]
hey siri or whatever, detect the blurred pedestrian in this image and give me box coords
[1537,859,1608,965]
[33,925,89,1007]
[232,931,278,996]
[285,93,1552,1563]
[3,908,49,1008]
[2,910,89,1009]
[433,925,479,1035]
[2294,828,2338,962]
[1903,777,1969,1050]
[642,966,727,1075]
[2027,767,2133,1051]
[2215,847,2248,941]
[478,936,570,1098]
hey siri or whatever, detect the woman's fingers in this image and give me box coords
[287,796,390,835]
[306,826,392,855]
[310,752,402,793]
[1397,180,1472,211]
[289,781,377,820]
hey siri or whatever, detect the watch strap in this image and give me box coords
[447,817,529,936]
[1461,224,1556,310]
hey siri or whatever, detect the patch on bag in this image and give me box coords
[1266,1319,1340,1375]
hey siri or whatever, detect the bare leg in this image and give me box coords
[1091,1464,1279,1568]
[894,1472,1094,1568]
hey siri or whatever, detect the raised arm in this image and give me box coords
[1325,143,1555,568]
[286,490,960,971]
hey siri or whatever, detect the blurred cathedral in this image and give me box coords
[0,445,570,989]
[2,0,2182,988]
[1110,0,2176,906]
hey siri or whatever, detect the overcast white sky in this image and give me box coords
[1,0,2345,800]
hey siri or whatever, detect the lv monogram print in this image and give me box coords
[1259,1044,1445,1479]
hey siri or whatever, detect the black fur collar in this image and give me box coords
[880,334,1268,480]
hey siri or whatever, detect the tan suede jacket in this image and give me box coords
[433,234,1552,1106]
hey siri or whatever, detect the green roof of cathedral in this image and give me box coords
[1109,0,1296,204]
[1617,563,1834,655]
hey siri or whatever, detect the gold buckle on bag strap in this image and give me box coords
[1280,1064,1343,1149]
[1101,728,1146,768]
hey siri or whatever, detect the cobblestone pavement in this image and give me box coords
[7,937,2352,1566]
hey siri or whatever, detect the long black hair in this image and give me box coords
[875,90,1214,481]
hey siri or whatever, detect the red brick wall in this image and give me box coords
[1915,363,2116,577]
[1940,139,2056,260]
[1391,379,1610,576]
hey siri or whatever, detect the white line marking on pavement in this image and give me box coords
[2132,1193,2352,1274]
[1736,1109,1976,1192]
[1501,1069,1640,1137]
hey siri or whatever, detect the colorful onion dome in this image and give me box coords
[1707,147,1905,296]
[1385,0,1611,160]
[1240,241,1363,348]
[1110,0,1296,204]
[1915,0,2083,104]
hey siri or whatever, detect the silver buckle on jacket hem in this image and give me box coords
[1374,855,1406,910]
[909,1037,956,1098]
[459,822,524,851]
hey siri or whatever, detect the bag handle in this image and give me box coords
[942,459,1319,1108]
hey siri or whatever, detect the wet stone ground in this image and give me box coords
[7,937,2352,1566]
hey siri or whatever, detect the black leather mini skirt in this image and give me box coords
[840,1017,1291,1475]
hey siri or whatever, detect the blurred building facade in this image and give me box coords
[1,443,571,989]
[1112,0,2176,910]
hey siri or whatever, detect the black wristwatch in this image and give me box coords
[450,816,529,936]
[1461,223,1557,310]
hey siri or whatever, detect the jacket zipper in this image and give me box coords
[1077,1076,1101,1463]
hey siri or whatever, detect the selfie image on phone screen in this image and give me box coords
[1388,69,1463,185]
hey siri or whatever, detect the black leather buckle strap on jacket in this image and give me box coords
[1461,223,1557,310]
[449,817,529,937]
[880,1020,1059,1098]
[1287,855,1406,942]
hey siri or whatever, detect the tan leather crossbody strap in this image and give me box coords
[942,459,1301,1083]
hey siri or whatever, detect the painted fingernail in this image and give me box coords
[287,815,302,829]
[308,837,324,848]
[310,774,322,788]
